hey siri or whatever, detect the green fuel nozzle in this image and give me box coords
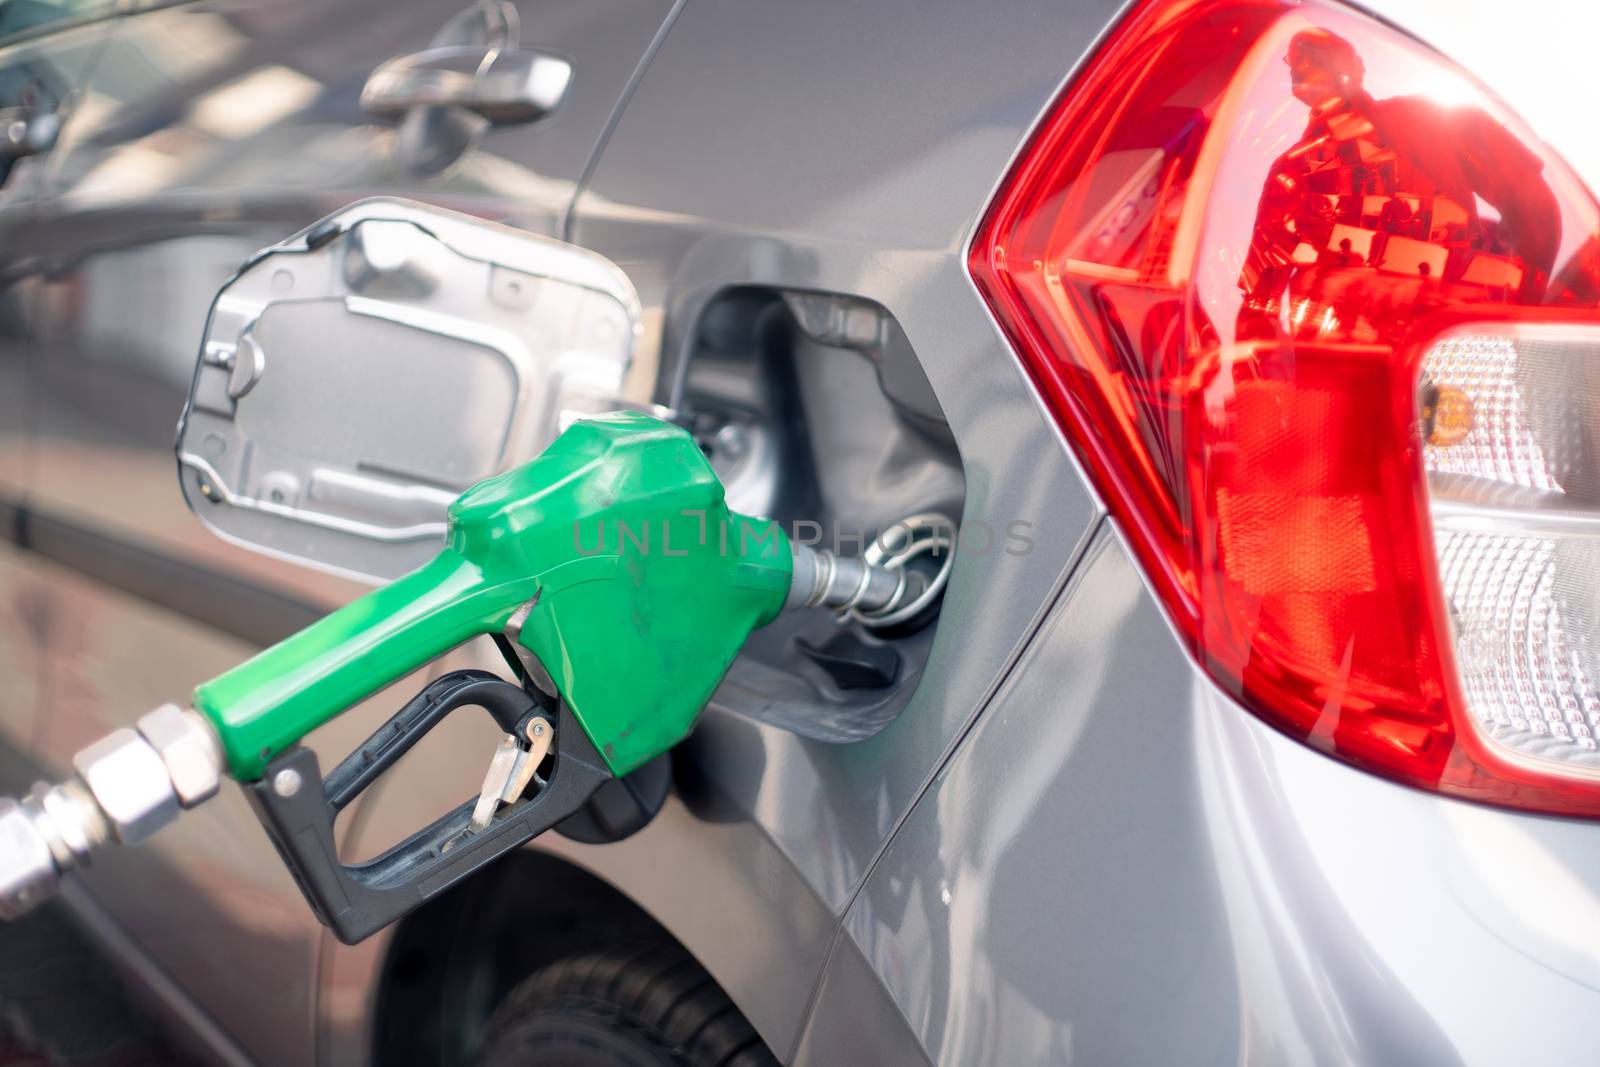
[0,414,951,937]
[198,411,793,782]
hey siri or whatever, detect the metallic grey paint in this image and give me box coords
[847,525,1600,1065]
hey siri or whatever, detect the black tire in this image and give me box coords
[474,944,778,1067]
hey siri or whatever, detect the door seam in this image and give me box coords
[559,0,691,243]
[792,513,1111,1047]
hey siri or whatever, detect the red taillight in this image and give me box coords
[971,0,1600,813]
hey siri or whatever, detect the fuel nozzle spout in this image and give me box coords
[0,706,223,920]
[786,512,956,631]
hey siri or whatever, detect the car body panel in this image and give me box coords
[844,524,1600,1065]
[568,0,1118,901]
[527,0,1121,1053]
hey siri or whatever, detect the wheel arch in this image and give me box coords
[370,849,677,1066]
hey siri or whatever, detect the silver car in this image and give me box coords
[2,0,1599,1063]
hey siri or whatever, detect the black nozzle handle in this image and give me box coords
[244,670,610,944]
[321,670,543,812]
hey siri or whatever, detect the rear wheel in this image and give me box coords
[474,944,777,1067]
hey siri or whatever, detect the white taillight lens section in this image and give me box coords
[970,0,1600,813]
[1426,327,1600,775]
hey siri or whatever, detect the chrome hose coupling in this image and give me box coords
[0,705,222,920]
[787,513,957,629]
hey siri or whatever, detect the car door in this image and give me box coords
[8,0,675,1061]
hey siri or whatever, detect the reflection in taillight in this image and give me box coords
[970,0,1600,813]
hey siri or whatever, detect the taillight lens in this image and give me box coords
[971,0,1600,813]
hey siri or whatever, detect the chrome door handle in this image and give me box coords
[0,107,59,160]
[360,45,571,125]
